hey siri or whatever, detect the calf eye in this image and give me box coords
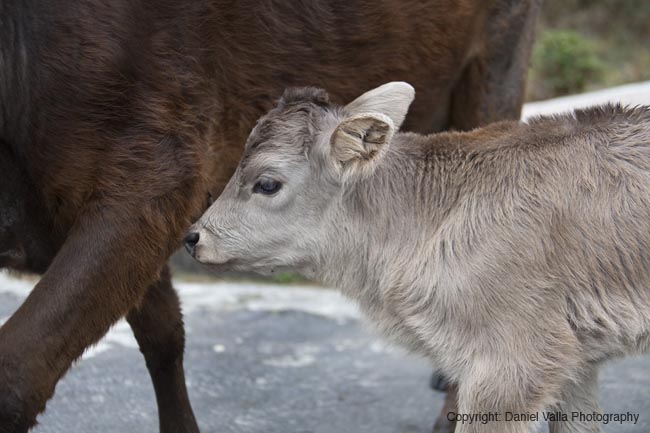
[253,179,282,195]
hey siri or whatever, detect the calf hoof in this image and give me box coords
[432,417,456,433]
[429,371,450,392]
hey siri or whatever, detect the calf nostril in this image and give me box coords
[184,232,200,255]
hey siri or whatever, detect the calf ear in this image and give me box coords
[329,82,414,178]
[330,113,394,167]
[344,82,415,130]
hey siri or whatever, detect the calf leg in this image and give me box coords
[454,356,569,433]
[549,365,602,433]
[455,380,538,433]
[127,266,199,433]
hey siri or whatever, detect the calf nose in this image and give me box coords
[184,232,200,255]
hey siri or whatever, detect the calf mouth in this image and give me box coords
[208,258,268,276]
[193,251,237,271]
[196,254,283,277]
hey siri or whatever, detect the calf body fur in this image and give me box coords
[190,83,650,433]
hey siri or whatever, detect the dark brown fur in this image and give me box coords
[0,0,541,431]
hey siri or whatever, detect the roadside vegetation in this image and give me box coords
[528,0,650,100]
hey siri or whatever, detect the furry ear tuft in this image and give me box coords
[330,113,394,170]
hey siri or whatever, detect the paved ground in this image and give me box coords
[1,273,650,433]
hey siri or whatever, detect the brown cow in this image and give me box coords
[0,0,541,432]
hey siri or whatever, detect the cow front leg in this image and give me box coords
[0,204,190,433]
[127,266,199,433]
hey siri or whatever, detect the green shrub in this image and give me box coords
[531,30,605,98]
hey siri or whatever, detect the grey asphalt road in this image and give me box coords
[1,274,649,433]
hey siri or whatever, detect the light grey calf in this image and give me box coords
[187,82,650,433]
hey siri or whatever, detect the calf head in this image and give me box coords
[187,82,415,275]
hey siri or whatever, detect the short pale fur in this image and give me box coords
[190,82,650,433]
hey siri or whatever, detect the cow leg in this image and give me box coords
[449,0,543,129]
[126,266,199,433]
[432,381,458,433]
[0,201,196,433]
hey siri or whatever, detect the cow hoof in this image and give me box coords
[160,415,201,433]
[429,371,450,392]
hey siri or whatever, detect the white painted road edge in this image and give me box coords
[522,80,650,120]
[1,80,650,359]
